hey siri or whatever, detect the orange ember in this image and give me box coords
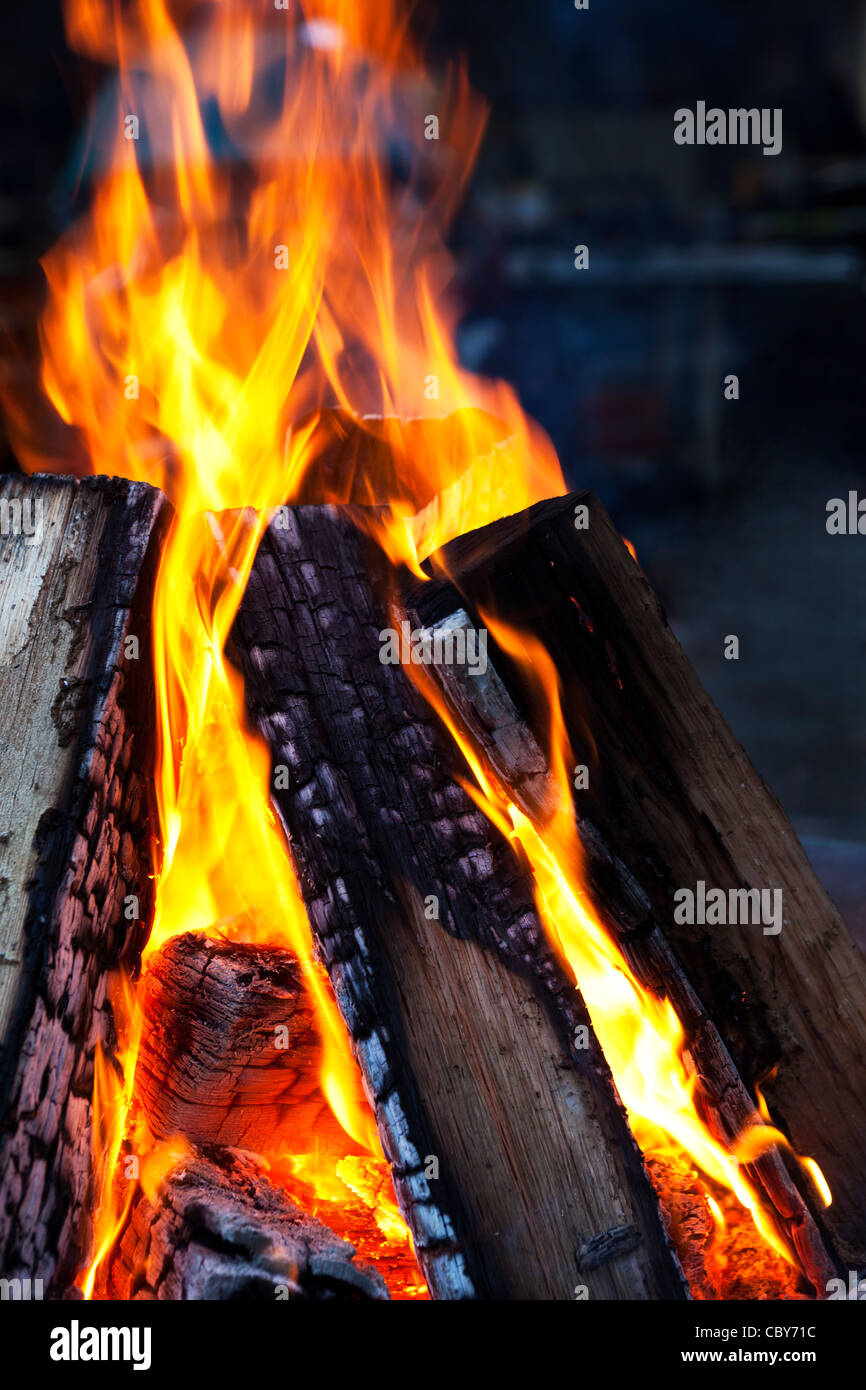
[270,1153,429,1300]
[5,0,830,1300]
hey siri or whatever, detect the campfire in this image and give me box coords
[0,0,864,1303]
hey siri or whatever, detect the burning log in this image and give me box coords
[131,930,428,1299]
[0,474,168,1292]
[404,489,866,1274]
[136,932,338,1154]
[230,503,689,1301]
[102,1146,388,1300]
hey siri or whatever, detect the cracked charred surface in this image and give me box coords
[230,504,686,1301]
[0,473,168,1292]
[136,932,327,1153]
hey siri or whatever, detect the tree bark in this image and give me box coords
[230,504,688,1301]
[0,472,168,1293]
[404,489,866,1273]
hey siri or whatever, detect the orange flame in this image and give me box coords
[5,0,830,1300]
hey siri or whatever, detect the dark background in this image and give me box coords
[2,0,864,937]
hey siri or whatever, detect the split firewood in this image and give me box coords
[3,468,860,1302]
[0,473,168,1293]
[404,488,866,1273]
[415,609,834,1293]
[101,1146,388,1300]
[230,503,689,1302]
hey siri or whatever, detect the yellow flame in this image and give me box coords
[79,974,144,1300]
[801,1158,833,1209]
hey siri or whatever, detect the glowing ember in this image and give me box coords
[646,1157,806,1301]
[270,1154,428,1300]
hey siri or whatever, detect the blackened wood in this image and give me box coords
[405,489,866,1273]
[0,473,169,1292]
[103,1147,387,1300]
[137,932,331,1153]
[230,504,687,1302]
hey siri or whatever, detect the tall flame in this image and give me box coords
[5,0,829,1298]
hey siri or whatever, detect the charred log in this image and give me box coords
[0,473,168,1292]
[136,932,334,1154]
[102,1146,387,1300]
[416,612,835,1293]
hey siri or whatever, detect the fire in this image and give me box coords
[5,0,829,1298]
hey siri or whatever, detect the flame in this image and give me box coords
[707,1195,726,1234]
[79,975,143,1301]
[5,0,830,1300]
[270,1152,428,1299]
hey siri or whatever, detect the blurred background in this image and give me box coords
[1,0,864,940]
